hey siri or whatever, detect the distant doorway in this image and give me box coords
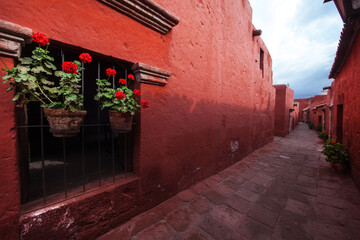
[336,105,343,143]
[289,110,294,133]
[318,116,322,131]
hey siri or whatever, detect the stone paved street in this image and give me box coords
[98,123,360,240]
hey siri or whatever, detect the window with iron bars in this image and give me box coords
[17,42,136,211]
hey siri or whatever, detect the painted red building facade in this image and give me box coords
[294,98,311,121]
[324,86,334,137]
[0,0,275,239]
[308,95,328,131]
[325,0,360,189]
[273,85,296,137]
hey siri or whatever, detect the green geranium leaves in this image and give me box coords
[1,44,85,112]
[95,78,140,115]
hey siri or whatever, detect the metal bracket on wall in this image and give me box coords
[97,0,180,34]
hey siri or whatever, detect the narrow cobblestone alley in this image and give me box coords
[99,123,360,240]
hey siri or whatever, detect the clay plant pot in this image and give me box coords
[108,110,133,133]
[330,162,347,174]
[44,108,87,137]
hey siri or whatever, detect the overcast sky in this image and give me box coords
[248,0,343,99]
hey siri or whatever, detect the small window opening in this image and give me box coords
[260,48,264,77]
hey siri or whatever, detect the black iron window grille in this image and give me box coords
[17,43,135,211]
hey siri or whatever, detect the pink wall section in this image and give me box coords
[294,98,310,120]
[274,85,294,137]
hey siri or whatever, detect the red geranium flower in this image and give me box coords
[141,100,149,108]
[79,53,92,63]
[331,141,336,145]
[32,32,49,46]
[62,61,78,74]
[119,78,127,85]
[133,89,140,96]
[106,68,116,77]
[128,74,135,80]
[115,91,125,100]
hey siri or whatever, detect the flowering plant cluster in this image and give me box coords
[95,69,148,115]
[318,131,328,140]
[1,32,91,112]
[51,53,92,111]
[2,32,148,116]
[51,57,90,111]
[322,139,349,164]
[32,32,49,46]
[1,32,57,106]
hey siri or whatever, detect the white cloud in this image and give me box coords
[248,0,343,98]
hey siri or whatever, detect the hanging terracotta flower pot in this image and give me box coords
[44,108,87,137]
[95,70,149,133]
[108,110,133,133]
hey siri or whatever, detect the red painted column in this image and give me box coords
[0,57,20,240]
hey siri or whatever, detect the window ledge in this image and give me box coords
[132,62,171,86]
[0,19,32,58]
[97,0,179,34]
[21,174,140,214]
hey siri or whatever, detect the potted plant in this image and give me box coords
[44,52,91,137]
[95,69,149,133]
[1,32,91,137]
[322,139,349,173]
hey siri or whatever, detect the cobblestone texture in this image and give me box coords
[98,123,360,240]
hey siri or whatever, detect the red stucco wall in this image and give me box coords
[294,98,310,120]
[326,87,334,138]
[293,104,299,129]
[311,105,328,132]
[0,57,20,240]
[0,0,275,239]
[274,85,294,137]
[329,34,360,189]
[303,108,310,121]
[309,95,327,127]
[322,106,329,133]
